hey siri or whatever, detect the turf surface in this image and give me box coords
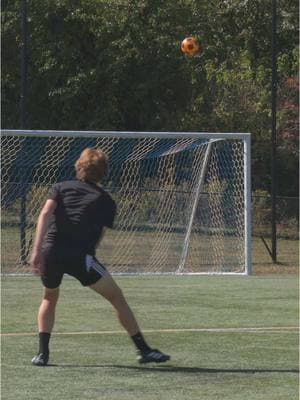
[1,275,299,400]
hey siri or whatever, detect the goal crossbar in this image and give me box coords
[2,129,250,140]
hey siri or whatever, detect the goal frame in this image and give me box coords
[1,129,252,275]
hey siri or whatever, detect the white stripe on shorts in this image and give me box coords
[85,255,107,277]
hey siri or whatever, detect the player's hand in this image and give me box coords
[29,250,44,276]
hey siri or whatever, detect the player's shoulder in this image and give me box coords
[64,179,80,186]
[96,186,116,209]
[98,185,115,202]
[49,180,84,194]
[52,180,114,204]
[56,179,84,188]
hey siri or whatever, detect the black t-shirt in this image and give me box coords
[45,180,116,254]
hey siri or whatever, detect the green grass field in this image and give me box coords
[1,275,299,400]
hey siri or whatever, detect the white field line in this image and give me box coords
[1,326,298,337]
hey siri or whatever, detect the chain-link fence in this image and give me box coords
[252,192,299,239]
[252,192,298,273]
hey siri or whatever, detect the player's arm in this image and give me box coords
[30,199,57,275]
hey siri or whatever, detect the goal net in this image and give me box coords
[1,130,251,275]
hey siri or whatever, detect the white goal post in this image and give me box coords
[1,130,251,275]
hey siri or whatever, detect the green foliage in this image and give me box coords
[1,0,299,195]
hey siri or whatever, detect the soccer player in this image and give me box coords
[30,148,170,366]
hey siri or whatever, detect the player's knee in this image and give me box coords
[42,287,59,303]
[111,285,124,301]
[106,284,125,305]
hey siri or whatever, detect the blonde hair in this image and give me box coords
[75,148,108,183]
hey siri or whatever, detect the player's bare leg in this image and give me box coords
[38,287,60,332]
[90,274,170,363]
[32,287,59,366]
[90,274,140,336]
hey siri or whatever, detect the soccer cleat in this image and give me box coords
[137,349,170,364]
[31,352,49,366]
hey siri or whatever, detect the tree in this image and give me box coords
[1,0,298,196]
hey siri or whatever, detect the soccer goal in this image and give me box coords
[1,130,251,275]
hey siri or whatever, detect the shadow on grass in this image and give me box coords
[47,364,299,374]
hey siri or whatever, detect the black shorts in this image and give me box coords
[41,244,107,288]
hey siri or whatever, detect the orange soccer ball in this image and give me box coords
[181,36,200,56]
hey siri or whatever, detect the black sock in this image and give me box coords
[131,332,151,353]
[38,332,51,354]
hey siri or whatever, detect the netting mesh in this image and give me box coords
[1,132,248,274]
